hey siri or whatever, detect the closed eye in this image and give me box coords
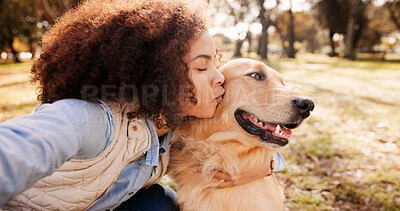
[247,72,265,80]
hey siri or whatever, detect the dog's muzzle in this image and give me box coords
[235,110,290,147]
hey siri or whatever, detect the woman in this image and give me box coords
[0,0,276,210]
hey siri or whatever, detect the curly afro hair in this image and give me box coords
[31,0,209,128]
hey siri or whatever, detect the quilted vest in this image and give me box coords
[2,101,170,211]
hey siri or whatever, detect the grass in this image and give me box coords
[0,62,37,121]
[1,55,400,210]
[266,54,400,211]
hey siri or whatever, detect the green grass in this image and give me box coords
[2,55,400,210]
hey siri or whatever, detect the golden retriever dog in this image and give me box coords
[168,58,314,211]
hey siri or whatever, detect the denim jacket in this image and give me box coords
[0,99,171,210]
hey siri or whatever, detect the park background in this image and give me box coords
[1,0,399,210]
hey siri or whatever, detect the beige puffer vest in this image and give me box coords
[2,102,170,211]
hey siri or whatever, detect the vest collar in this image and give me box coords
[142,118,172,166]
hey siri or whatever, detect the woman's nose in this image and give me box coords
[213,67,225,86]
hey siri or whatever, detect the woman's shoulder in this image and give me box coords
[41,98,107,110]
[36,98,115,159]
[37,98,112,118]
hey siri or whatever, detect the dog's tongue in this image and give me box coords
[280,126,292,138]
[242,112,292,138]
[264,122,292,138]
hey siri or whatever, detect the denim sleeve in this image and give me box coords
[274,151,286,172]
[0,99,114,205]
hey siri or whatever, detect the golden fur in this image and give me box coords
[168,58,313,211]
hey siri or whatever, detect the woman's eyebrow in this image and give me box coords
[190,54,212,62]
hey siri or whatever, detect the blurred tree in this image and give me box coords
[315,0,348,56]
[0,0,81,63]
[257,0,268,59]
[343,0,369,60]
[315,0,369,59]
[276,11,320,53]
[210,0,258,57]
[256,0,281,59]
[227,0,253,57]
[31,0,80,24]
[0,0,39,62]
[274,0,295,58]
[385,0,400,30]
[358,3,398,52]
[287,0,295,58]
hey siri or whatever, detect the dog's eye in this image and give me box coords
[248,72,264,80]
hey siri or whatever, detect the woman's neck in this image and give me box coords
[155,126,171,137]
[151,114,172,137]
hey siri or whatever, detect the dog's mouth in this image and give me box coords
[235,109,299,147]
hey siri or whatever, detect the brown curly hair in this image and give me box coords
[31,0,209,128]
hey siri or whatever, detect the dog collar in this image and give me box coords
[265,159,275,177]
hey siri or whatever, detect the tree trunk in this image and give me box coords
[328,30,338,57]
[287,1,295,58]
[258,26,269,59]
[344,0,359,60]
[344,18,356,59]
[234,39,244,57]
[386,3,400,30]
[246,31,252,54]
[257,0,268,59]
[9,37,21,63]
[29,37,37,59]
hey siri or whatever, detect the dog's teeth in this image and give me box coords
[274,125,280,135]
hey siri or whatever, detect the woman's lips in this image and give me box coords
[216,96,223,104]
[215,89,225,103]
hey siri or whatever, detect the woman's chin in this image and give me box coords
[183,105,218,119]
[194,110,216,119]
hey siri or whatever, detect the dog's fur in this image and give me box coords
[168,58,314,211]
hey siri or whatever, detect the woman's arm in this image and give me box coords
[0,99,113,205]
[190,152,286,188]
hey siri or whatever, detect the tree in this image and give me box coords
[228,0,255,57]
[315,0,348,56]
[210,0,258,57]
[30,0,80,24]
[287,0,295,58]
[357,3,398,52]
[344,0,368,59]
[257,0,268,59]
[0,0,83,63]
[256,0,281,59]
[275,11,320,54]
[0,0,40,62]
[385,0,400,30]
[315,0,369,59]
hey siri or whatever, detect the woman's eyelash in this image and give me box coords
[197,68,207,71]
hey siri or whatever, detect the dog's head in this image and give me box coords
[215,58,314,149]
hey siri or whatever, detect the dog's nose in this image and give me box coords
[293,98,315,118]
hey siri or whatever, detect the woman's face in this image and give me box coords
[182,31,225,118]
